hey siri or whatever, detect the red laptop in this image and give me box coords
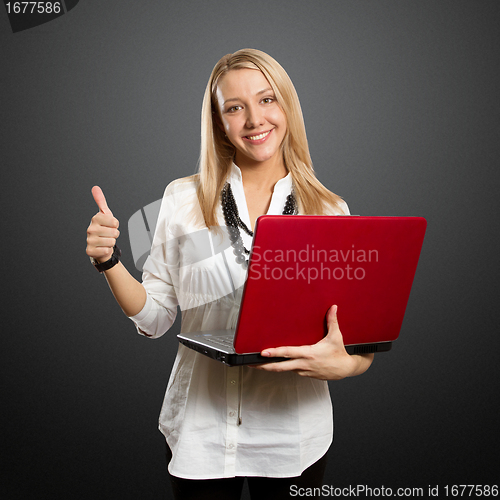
[177,216,427,366]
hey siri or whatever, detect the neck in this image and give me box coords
[234,155,288,192]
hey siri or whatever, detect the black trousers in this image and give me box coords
[165,444,328,500]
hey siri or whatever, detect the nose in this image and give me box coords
[245,104,264,129]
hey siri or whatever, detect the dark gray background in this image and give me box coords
[1,1,499,498]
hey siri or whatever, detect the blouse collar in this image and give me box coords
[224,163,294,248]
[227,162,293,215]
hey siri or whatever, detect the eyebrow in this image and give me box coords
[223,87,274,106]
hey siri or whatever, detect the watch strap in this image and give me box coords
[91,245,121,273]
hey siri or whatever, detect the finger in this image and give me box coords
[90,213,119,232]
[261,345,312,359]
[87,236,117,248]
[86,245,114,260]
[253,358,305,372]
[89,212,120,231]
[91,186,112,215]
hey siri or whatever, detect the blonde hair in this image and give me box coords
[197,48,345,227]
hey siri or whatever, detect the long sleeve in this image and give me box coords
[129,183,179,338]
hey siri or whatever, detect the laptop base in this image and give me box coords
[344,342,392,355]
[178,330,393,367]
[177,335,287,366]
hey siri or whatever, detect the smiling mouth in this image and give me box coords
[245,130,272,141]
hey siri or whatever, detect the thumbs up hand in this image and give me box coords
[86,186,120,263]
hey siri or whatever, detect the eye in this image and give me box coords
[262,97,275,104]
[226,105,242,113]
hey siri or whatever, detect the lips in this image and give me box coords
[243,129,273,143]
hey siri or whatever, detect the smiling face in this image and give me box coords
[215,68,287,170]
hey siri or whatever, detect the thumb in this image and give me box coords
[91,186,113,215]
[326,305,340,337]
[321,304,347,351]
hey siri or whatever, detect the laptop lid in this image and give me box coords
[231,215,427,354]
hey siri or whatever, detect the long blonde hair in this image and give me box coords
[197,48,345,228]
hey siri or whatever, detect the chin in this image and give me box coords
[248,155,276,164]
[248,148,279,163]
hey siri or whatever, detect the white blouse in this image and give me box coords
[130,163,349,479]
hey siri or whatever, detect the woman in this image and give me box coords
[86,49,374,499]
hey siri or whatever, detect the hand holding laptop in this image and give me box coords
[252,305,374,381]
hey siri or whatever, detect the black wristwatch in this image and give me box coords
[90,245,121,273]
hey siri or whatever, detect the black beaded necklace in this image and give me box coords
[221,182,298,268]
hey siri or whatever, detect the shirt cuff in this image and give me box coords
[129,292,155,337]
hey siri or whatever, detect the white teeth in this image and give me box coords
[247,131,270,141]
